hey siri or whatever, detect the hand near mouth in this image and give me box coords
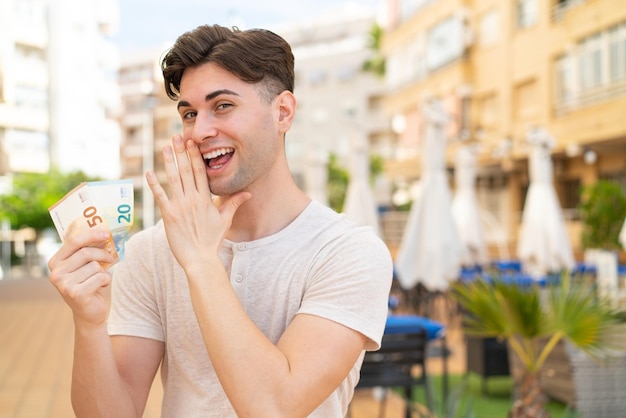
[146,134,251,271]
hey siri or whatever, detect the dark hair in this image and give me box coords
[161,25,294,103]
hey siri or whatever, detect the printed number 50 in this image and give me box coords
[83,206,103,228]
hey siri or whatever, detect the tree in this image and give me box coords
[452,276,626,418]
[326,152,384,213]
[326,153,349,213]
[0,169,100,231]
[362,23,385,78]
[578,180,626,250]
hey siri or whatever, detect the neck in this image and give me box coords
[223,181,310,242]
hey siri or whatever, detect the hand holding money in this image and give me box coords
[49,180,134,269]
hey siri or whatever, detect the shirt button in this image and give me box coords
[235,274,243,283]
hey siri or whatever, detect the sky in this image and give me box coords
[115,0,380,53]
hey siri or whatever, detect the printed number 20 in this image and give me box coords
[118,204,131,224]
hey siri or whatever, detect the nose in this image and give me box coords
[189,112,218,144]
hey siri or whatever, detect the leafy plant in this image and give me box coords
[412,376,475,418]
[578,180,626,250]
[452,275,626,418]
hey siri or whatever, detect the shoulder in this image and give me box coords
[300,202,393,278]
[309,202,390,257]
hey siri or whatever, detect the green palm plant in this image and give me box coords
[452,275,626,418]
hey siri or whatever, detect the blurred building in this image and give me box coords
[275,3,396,208]
[380,0,626,258]
[118,45,178,229]
[0,0,121,179]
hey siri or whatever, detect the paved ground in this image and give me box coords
[0,276,465,418]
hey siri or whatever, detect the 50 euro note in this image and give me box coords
[48,180,134,269]
[86,180,134,261]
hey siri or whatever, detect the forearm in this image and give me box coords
[185,263,302,418]
[71,323,139,418]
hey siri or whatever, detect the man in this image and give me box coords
[49,24,392,417]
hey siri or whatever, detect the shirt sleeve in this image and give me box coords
[298,225,393,351]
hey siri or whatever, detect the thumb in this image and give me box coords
[219,191,252,220]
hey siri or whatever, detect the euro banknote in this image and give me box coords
[48,179,134,268]
[86,179,134,261]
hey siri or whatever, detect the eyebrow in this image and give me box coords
[177,89,240,110]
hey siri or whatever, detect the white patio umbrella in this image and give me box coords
[343,139,382,237]
[517,127,575,277]
[395,98,463,291]
[451,143,488,266]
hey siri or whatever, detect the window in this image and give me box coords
[517,0,538,28]
[6,129,50,173]
[514,80,538,121]
[554,22,626,112]
[426,16,464,71]
[408,36,427,81]
[478,94,498,129]
[609,22,626,82]
[400,0,434,21]
[552,0,586,21]
[386,36,426,88]
[14,85,48,108]
[307,69,327,85]
[336,65,356,82]
[479,10,499,46]
[579,33,603,90]
[559,178,581,218]
[555,54,575,103]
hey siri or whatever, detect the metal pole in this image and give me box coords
[142,98,155,228]
[1,219,11,278]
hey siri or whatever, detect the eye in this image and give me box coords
[182,110,197,120]
[216,102,233,111]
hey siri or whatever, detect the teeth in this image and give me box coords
[202,147,234,160]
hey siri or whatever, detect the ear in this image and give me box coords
[275,90,296,134]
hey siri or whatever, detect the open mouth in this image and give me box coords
[203,147,234,170]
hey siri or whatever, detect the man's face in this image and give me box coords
[177,62,282,196]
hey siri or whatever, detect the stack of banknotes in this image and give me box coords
[48,179,134,269]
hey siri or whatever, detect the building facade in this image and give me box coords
[381,0,626,259]
[275,4,395,208]
[0,0,121,179]
[118,45,179,229]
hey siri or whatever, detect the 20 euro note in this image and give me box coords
[48,182,120,269]
[48,179,134,268]
[86,180,134,261]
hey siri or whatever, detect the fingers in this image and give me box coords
[146,169,170,214]
[48,228,115,323]
[186,139,210,193]
[162,137,183,199]
[171,135,198,195]
[50,256,111,293]
[155,135,210,199]
[49,226,115,270]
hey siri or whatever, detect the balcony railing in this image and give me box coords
[555,79,626,116]
[551,0,586,22]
